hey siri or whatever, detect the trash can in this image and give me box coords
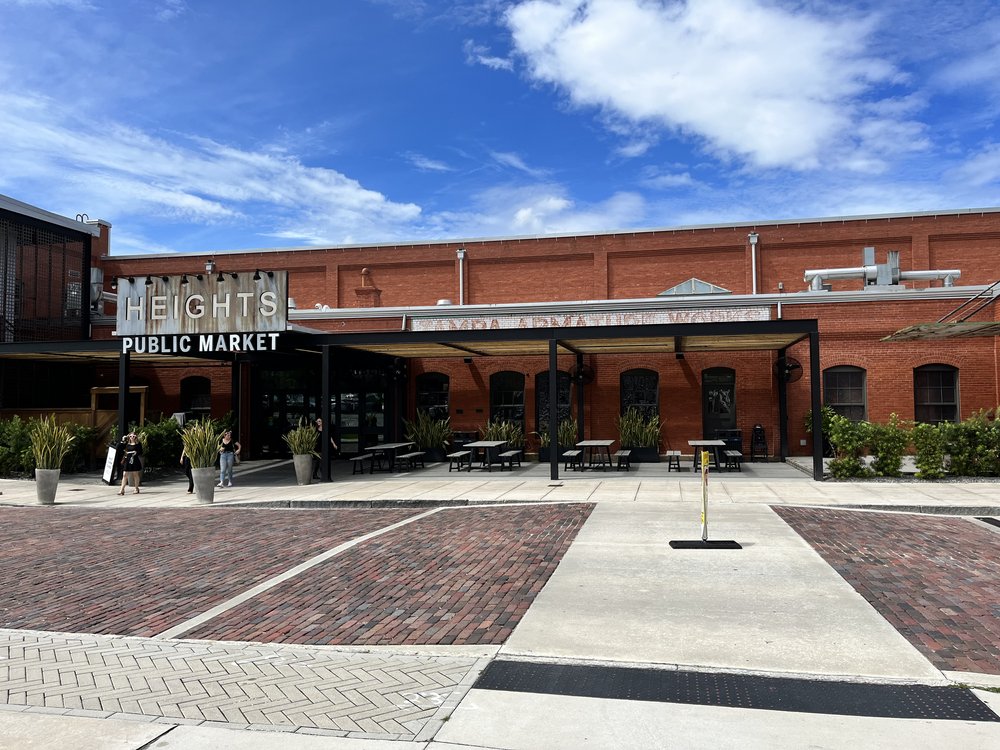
[715,428,743,455]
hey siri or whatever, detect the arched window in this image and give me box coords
[914,364,959,424]
[823,366,867,421]
[535,370,571,432]
[620,368,658,418]
[490,371,525,426]
[415,372,449,420]
[181,376,211,418]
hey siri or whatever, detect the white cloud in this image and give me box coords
[155,0,188,22]
[463,39,514,71]
[404,152,454,172]
[0,0,94,7]
[505,0,911,170]
[490,150,548,177]
[640,169,697,190]
[0,90,422,247]
[428,183,646,237]
[951,143,1000,187]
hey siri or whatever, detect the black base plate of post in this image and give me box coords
[669,540,742,549]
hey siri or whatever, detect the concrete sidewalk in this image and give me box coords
[0,465,998,748]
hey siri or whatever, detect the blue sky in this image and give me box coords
[2,0,999,255]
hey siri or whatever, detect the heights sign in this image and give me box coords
[114,271,288,353]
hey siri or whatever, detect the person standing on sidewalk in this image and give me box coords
[217,430,240,488]
[118,433,143,495]
[312,418,338,480]
[180,447,193,494]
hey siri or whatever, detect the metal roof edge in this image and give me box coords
[288,285,997,322]
[0,193,102,237]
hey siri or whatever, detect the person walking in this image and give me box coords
[217,430,241,488]
[312,417,338,480]
[180,447,193,493]
[118,433,143,495]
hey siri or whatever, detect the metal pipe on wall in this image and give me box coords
[748,232,759,295]
[456,247,467,305]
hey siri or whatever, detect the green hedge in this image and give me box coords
[814,408,1000,480]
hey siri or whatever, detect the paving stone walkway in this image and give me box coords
[775,508,1000,674]
[0,630,484,740]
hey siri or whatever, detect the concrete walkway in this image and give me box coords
[0,462,998,748]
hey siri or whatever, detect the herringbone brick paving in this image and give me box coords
[774,507,1000,674]
[0,629,481,738]
[187,503,594,645]
[0,507,419,635]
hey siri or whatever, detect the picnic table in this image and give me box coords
[688,439,725,471]
[576,439,615,470]
[464,440,507,471]
[368,441,416,472]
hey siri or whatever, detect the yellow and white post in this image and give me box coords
[700,449,710,542]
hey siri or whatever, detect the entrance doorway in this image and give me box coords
[702,367,736,438]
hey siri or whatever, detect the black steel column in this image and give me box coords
[809,330,823,481]
[117,350,130,439]
[549,338,559,481]
[321,345,331,481]
[230,357,241,429]
[576,353,585,442]
[777,347,789,461]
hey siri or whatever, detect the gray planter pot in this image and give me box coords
[34,468,60,505]
[192,466,217,504]
[293,454,313,485]
[623,446,660,463]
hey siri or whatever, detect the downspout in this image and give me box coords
[748,232,759,295]
[456,247,467,305]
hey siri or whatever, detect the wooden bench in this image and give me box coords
[666,450,682,472]
[447,450,472,472]
[350,454,373,475]
[724,449,743,472]
[395,451,425,470]
[613,449,631,471]
[498,449,522,470]
[562,449,582,471]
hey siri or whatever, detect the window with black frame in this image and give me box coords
[535,370,571,433]
[490,371,525,426]
[823,366,867,421]
[620,368,658,418]
[914,364,959,424]
[415,372,449,420]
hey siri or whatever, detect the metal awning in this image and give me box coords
[883,321,1000,342]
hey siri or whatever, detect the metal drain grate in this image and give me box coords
[474,660,999,721]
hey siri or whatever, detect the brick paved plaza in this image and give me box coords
[775,507,1000,674]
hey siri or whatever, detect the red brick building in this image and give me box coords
[3,194,998,480]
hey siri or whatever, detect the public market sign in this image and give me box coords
[115,271,288,353]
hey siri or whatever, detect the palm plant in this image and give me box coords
[180,419,224,468]
[29,414,75,470]
[617,407,661,448]
[283,419,319,456]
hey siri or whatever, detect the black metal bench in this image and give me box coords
[613,449,631,471]
[395,451,425,470]
[724,449,743,471]
[498,449,522,470]
[562,449,582,471]
[447,451,472,472]
[666,450,682,472]
[350,454,373,475]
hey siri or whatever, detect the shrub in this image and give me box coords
[617,407,661,448]
[826,413,871,479]
[911,422,947,480]
[137,416,186,470]
[940,409,1000,477]
[284,419,319,456]
[868,414,909,478]
[64,424,101,473]
[0,416,33,476]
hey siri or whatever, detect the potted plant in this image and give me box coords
[29,414,75,505]
[404,411,453,463]
[537,417,578,462]
[617,407,661,462]
[284,419,318,485]
[180,419,223,503]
